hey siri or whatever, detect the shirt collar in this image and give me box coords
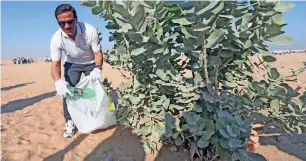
[61,22,82,38]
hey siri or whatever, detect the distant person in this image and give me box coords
[50,4,103,138]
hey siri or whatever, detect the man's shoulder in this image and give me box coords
[50,29,62,45]
[51,29,62,40]
[79,22,98,33]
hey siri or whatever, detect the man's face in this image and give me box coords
[57,11,76,37]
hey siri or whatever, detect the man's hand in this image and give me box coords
[55,79,73,97]
[89,68,102,81]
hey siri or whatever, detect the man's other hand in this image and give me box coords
[55,79,73,97]
[89,68,102,81]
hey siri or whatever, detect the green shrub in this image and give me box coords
[82,0,306,160]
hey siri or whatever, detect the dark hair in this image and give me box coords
[55,4,77,19]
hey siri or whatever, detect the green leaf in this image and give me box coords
[272,14,286,25]
[181,111,200,126]
[194,105,203,113]
[91,6,103,15]
[156,69,168,81]
[196,1,219,15]
[219,129,230,138]
[132,5,145,29]
[181,27,196,39]
[194,73,203,85]
[175,134,184,145]
[193,23,210,31]
[225,73,234,82]
[226,125,237,137]
[114,15,133,32]
[131,47,147,56]
[206,29,226,48]
[172,17,195,25]
[241,13,253,29]
[207,55,222,67]
[267,35,292,45]
[129,95,141,105]
[81,1,96,7]
[164,113,175,137]
[270,99,280,111]
[274,2,294,12]
[269,68,280,80]
[197,137,210,148]
[211,1,224,15]
[127,32,143,42]
[223,81,237,88]
[219,15,234,19]
[219,51,233,58]
[169,104,185,110]
[139,1,155,9]
[106,22,119,29]
[202,91,215,103]
[216,118,226,130]
[266,24,285,37]
[153,47,166,54]
[112,3,132,20]
[217,110,235,120]
[263,55,276,62]
[229,138,244,148]
[202,130,215,140]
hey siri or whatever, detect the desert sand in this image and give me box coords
[1,53,306,161]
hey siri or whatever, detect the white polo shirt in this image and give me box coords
[50,22,101,64]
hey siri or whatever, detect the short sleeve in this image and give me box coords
[50,35,62,61]
[91,27,102,53]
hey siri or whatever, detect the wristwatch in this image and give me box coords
[95,65,102,70]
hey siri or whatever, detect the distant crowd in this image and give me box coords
[12,57,52,64]
[272,49,306,55]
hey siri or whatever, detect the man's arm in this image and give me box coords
[94,51,103,68]
[91,27,103,69]
[50,34,63,81]
[51,60,61,81]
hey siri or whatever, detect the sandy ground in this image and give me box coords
[1,53,306,161]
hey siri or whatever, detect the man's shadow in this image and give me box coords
[1,91,56,113]
[1,82,35,91]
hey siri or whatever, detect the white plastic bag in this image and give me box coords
[66,76,117,133]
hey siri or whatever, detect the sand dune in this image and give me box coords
[1,53,306,161]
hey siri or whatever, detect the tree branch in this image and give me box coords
[214,65,219,95]
[201,32,212,93]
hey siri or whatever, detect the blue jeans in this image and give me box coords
[63,62,96,122]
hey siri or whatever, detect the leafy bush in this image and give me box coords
[81,0,306,160]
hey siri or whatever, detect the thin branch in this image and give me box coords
[214,65,219,95]
[201,32,212,93]
[218,57,233,72]
[123,34,130,56]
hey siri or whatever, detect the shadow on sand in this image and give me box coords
[44,125,189,161]
[252,113,306,160]
[42,83,189,161]
[1,82,35,91]
[1,91,56,114]
[43,133,90,161]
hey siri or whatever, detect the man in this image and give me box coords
[50,4,103,138]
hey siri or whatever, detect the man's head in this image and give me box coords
[55,4,78,38]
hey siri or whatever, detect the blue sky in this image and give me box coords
[1,1,306,60]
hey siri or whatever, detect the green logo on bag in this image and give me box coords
[90,111,94,117]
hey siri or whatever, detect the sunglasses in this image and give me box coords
[58,19,75,26]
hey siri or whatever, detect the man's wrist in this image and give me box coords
[95,65,102,70]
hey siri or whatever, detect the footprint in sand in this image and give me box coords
[20,132,50,144]
[50,120,56,126]
[4,150,34,161]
